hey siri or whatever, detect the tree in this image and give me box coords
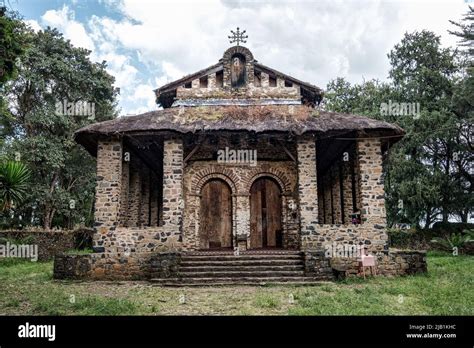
[1,27,118,229]
[0,160,30,211]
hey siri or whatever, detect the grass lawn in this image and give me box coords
[0,252,472,315]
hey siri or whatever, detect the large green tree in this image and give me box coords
[1,27,118,229]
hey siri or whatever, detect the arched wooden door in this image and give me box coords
[250,177,282,249]
[199,179,233,249]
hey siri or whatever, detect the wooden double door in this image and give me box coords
[250,177,282,249]
[198,177,283,250]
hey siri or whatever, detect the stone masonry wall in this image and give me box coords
[297,135,319,245]
[93,139,122,251]
[300,136,388,253]
[93,137,184,254]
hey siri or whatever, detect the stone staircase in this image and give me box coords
[150,250,333,286]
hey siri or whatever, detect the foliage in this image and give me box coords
[0,160,31,211]
[431,229,474,252]
[1,27,118,229]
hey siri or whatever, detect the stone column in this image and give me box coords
[331,164,342,224]
[140,166,150,227]
[150,177,159,227]
[93,139,122,251]
[235,194,250,250]
[119,160,129,227]
[162,138,184,238]
[357,137,386,226]
[297,135,319,244]
[127,158,141,227]
[208,73,216,89]
[261,73,269,87]
[341,159,354,224]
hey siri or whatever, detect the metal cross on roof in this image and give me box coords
[228,27,248,46]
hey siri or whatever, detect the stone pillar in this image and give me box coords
[331,164,342,224]
[162,138,184,237]
[140,166,150,227]
[277,77,285,88]
[235,194,250,250]
[93,139,122,251]
[357,137,386,226]
[191,79,199,89]
[341,159,354,224]
[261,72,269,87]
[208,73,216,89]
[297,135,319,242]
[119,160,129,227]
[127,158,141,227]
[150,176,159,227]
[324,175,333,224]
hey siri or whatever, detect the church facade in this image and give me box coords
[54,43,427,283]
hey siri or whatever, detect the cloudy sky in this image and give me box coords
[11,0,470,115]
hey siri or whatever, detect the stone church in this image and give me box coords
[54,36,426,284]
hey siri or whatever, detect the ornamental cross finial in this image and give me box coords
[228,27,248,46]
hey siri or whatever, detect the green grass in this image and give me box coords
[0,252,472,315]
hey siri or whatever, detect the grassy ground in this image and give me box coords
[0,252,472,315]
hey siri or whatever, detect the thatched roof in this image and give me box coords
[75,105,404,155]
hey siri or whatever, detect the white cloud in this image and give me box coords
[24,19,41,32]
[41,6,95,50]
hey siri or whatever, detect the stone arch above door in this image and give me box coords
[192,169,238,195]
[242,167,293,194]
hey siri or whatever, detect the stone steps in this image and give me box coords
[177,270,306,278]
[180,259,303,267]
[150,277,329,287]
[180,265,303,272]
[180,254,303,262]
[149,250,334,286]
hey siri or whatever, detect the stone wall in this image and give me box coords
[297,135,319,246]
[300,224,388,253]
[93,137,184,254]
[53,251,181,280]
[93,138,123,251]
[300,136,389,253]
[329,250,427,278]
[0,229,93,261]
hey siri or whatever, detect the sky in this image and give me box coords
[8,0,471,116]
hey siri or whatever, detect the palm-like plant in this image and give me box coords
[0,160,31,211]
[431,229,474,251]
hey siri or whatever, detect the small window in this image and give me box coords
[184,82,192,88]
[269,75,277,87]
[216,70,224,87]
[284,80,293,87]
[199,76,208,88]
[254,71,262,87]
